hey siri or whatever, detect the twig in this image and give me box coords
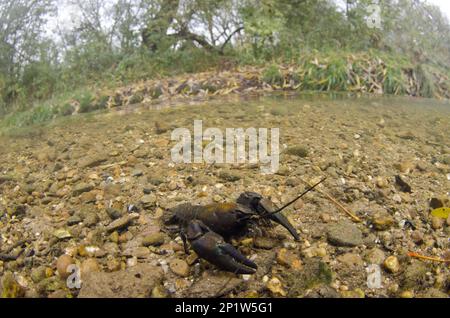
[300,178,362,223]
[408,252,450,264]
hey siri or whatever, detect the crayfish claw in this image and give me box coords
[186,220,257,275]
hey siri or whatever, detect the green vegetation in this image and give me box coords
[1,0,450,129]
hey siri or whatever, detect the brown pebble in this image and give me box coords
[169,259,190,277]
[80,258,100,276]
[410,231,424,245]
[431,216,444,230]
[320,213,331,223]
[276,248,302,270]
[56,254,75,279]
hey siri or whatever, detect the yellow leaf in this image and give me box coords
[431,207,450,219]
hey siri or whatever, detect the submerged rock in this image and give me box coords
[327,221,363,247]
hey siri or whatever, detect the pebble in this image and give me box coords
[105,213,139,232]
[131,247,150,259]
[186,252,199,266]
[372,213,394,231]
[375,177,389,188]
[141,194,157,207]
[53,229,72,240]
[127,257,138,267]
[431,216,444,230]
[340,288,365,298]
[383,256,400,273]
[56,254,75,279]
[142,233,166,247]
[132,169,144,177]
[79,155,108,168]
[72,183,94,196]
[169,259,190,277]
[106,208,123,220]
[337,253,363,267]
[218,170,241,182]
[396,161,415,174]
[276,248,302,270]
[67,215,82,226]
[106,256,121,272]
[80,258,100,276]
[410,231,424,245]
[363,248,386,265]
[151,285,168,298]
[392,194,402,203]
[253,237,276,249]
[429,197,444,209]
[168,181,178,191]
[30,266,48,283]
[399,290,414,298]
[266,277,286,296]
[320,213,331,223]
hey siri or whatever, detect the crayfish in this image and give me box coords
[164,178,326,274]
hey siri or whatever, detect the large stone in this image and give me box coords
[337,253,363,268]
[327,221,363,247]
[78,264,163,298]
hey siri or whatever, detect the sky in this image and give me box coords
[427,0,450,18]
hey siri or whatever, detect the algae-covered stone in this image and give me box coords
[142,233,165,247]
[1,272,25,298]
[286,146,309,158]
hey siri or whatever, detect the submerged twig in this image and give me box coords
[408,252,450,264]
[300,178,362,223]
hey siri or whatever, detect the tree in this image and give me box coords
[0,0,55,111]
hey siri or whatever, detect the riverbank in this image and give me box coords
[1,51,449,133]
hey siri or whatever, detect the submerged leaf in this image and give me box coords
[430,207,450,219]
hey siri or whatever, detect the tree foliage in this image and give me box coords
[1,0,450,114]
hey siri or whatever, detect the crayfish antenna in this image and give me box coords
[261,176,327,218]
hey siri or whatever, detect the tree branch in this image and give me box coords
[220,26,244,53]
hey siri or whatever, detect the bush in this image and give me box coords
[263,64,283,85]
[58,103,75,116]
[76,92,94,113]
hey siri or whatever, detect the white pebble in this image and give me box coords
[366,264,382,289]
